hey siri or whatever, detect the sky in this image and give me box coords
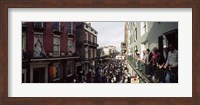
[90,22,125,51]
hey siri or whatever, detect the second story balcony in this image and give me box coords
[33,22,45,32]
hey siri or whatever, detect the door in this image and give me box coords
[33,67,45,83]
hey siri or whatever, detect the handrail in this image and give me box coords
[126,58,150,83]
[127,56,178,83]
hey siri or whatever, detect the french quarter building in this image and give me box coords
[125,22,178,59]
[75,22,98,76]
[22,22,81,83]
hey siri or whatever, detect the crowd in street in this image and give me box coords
[134,44,178,83]
[94,59,132,83]
[74,59,132,83]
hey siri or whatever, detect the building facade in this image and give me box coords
[22,22,80,83]
[97,46,117,58]
[121,42,126,56]
[76,22,98,76]
[126,22,178,58]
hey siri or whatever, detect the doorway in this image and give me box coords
[33,67,45,83]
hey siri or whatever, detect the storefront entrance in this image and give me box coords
[33,68,45,83]
[30,62,49,83]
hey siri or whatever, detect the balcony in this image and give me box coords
[67,32,74,37]
[52,24,63,35]
[90,42,99,48]
[53,51,60,57]
[33,22,45,32]
[126,56,178,83]
[84,40,89,46]
[88,41,92,45]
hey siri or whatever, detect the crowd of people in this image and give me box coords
[95,60,132,83]
[74,59,132,83]
[134,44,178,83]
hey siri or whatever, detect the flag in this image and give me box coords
[50,66,57,78]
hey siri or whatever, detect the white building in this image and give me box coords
[98,46,117,57]
[126,22,178,58]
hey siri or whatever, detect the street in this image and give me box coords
[74,58,138,83]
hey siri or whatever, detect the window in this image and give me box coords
[90,35,93,42]
[53,36,60,56]
[34,22,43,27]
[85,47,88,58]
[90,48,93,58]
[85,32,88,41]
[130,34,133,44]
[94,49,96,58]
[141,22,148,36]
[22,33,26,52]
[34,33,45,57]
[53,22,60,31]
[94,36,97,43]
[67,22,73,34]
[68,38,73,49]
[134,28,137,41]
[133,22,136,27]
[66,61,73,77]
[67,38,75,55]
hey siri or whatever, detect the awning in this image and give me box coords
[30,56,79,62]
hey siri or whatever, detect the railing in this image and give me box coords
[127,56,178,83]
[84,40,89,45]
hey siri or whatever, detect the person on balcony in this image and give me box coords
[164,44,178,83]
[144,49,153,78]
[151,47,160,82]
[134,50,140,70]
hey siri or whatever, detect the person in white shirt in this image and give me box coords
[164,44,178,83]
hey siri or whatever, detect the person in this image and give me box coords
[164,44,178,83]
[151,47,161,82]
[156,51,165,68]
[144,49,153,77]
[155,50,165,82]
[163,46,169,63]
[134,50,140,70]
